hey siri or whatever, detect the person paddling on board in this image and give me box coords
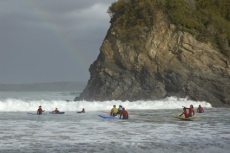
[119,107,128,119]
[37,106,45,115]
[110,105,118,116]
[77,108,85,113]
[179,107,189,118]
[52,108,59,113]
[80,108,85,113]
[187,105,195,117]
[197,105,204,113]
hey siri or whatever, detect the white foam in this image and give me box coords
[0,107,229,153]
[0,97,211,112]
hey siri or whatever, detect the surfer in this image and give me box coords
[179,107,188,118]
[117,105,123,114]
[37,106,45,115]
[52,108,59,113]
[187,105,195,117]
[119,107,128,119]
[197,105,204,113]
[77,108,85,113]
[80,108,85,113]
[110,105,118,116]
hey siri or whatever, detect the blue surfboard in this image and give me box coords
[49,112,65,114]
[99,114,119,119]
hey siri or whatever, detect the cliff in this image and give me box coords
[75,0,230,107]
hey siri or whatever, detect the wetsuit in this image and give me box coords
[111,107,118,116]
[120,110,128,119]
[182,110,188,118]
[197,106,204,113]
[188,108,195,117]
[117,107,122,114]
[37,108,43,115]
[54,110,59,113]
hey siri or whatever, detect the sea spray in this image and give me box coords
[0,97,211,112]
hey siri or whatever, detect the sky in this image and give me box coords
[0,0,115,84]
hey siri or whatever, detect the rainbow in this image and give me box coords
[24,0,95,71]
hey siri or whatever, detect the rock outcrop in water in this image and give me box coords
[75,0,230,107]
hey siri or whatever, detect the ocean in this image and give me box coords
[0,91,229,153]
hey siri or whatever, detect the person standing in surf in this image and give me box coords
[110,105,118,116]
[37,106,45,115]
[179,107,188,118]
[119,107,128,119]
[117,105,123,114]
[197,105,204,113]
[187,105,195,117]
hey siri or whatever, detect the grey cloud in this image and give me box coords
[0,0,115,83]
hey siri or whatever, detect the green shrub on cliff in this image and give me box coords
[167,0,230,56]
[108,0,230,56]
[108,0,161,46]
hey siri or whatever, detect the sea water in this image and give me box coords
[0,91,229,153]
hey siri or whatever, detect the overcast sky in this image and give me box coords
[0,0,115,84]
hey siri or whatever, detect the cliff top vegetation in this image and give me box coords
[108,0,230,56]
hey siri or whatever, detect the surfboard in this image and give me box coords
[49,112,65,114]
[177,117,193,121]
[99,114,119,119]
[27,112,47,115]
[173,114,200,118]
[172,115,193,121]
[27,112,37,115]
[77,111,85,113]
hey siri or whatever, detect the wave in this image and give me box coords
[0,97,212,112]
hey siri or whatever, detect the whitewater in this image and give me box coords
[0,91,229,153]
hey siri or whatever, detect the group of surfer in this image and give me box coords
[37,106,85,114]
[179,105,204,118]
[37,104,203,120]
[110,105,129,119]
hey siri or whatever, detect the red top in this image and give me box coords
[198,106,203,110]
[189,108,194,114]
[121,110,128,115]
[37,108,43,113]
[183,110,188,117]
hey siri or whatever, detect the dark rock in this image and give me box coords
[76,10,230,107]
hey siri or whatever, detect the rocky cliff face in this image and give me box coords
[76,10,230,107]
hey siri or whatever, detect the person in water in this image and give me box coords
[52,108,59,113]
[197,105,204,113]
[77,108,85,113]
[179,107,188,118]
[37,106,45,115]
[120,107,128,119]
[187,105,195,117]
[110,105,118,116]
[117,105,123,114]
[81,108,85,113]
